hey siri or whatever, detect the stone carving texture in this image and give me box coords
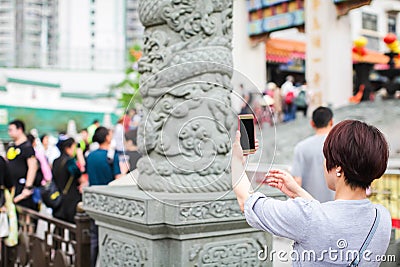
[189,238,262,266]
[84,193,145,220]
[137,0,234,193]
[180,200,243,221]
[101,236,148,266]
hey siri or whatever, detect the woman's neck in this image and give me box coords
[99,143,109,150]
[335,178,367,200]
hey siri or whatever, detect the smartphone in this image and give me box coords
[238,114,255,154]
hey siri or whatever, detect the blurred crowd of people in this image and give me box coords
[0,109,141,223]
[0,108,142,266]
[239,75,311,125]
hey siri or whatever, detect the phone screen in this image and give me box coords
[239,116,255,153]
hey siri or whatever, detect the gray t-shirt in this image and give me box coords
[245,192,392,266]
[292,134,335,202]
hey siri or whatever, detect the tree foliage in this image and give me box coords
[112,44,142,110]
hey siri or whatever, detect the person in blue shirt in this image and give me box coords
[86,127,121,186]
[86,126,121,267]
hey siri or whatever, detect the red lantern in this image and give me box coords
[352,46,367,56]
[360,48,367,56]
[384,33,397,44]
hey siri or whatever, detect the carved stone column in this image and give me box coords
[136,0,235,193]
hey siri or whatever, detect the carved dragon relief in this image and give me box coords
[137,0,234,192]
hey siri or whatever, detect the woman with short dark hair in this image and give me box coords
[231,120,391,266]
[323,120,388,190]
[52,137,81,223]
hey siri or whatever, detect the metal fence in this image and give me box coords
[0,204,91,267]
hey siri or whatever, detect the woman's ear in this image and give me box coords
[335,166,343,177]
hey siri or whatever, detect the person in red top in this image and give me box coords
[122,110,133,133]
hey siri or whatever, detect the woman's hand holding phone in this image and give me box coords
[232,131,259,165]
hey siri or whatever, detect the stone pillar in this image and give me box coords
[136,0,236,193]
[84,1,279,266]
[305,0,353,109]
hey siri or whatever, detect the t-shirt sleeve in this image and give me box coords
[113,153,121,176]
[244,192,313,242]
[23,145,35,159]
[291,144,303,178]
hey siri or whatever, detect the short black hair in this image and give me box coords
[125,128,138,145]
[92,126,109,144]
[9,119,25,132]
[27,134,35,145]
[323,120,389,189]
[57,137,75,153]
[40,134,48,143]
[312,107,333,128]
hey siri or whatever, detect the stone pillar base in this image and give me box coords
[83,186,282,266]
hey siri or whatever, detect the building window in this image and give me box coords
[388,13,397,33]
[362,12,378,31]
[363,35,379,51]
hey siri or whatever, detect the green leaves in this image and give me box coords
[111,44,142,109]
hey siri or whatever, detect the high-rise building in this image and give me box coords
[0,0,58,68]
[44,0,58,66]
[0,0,143,70]
[125,0,144,50]
[90,0,125,70]
[58,0,137,71]
[0,0,17,67]
[16,0,42,67]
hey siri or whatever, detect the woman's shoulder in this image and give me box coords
[66,157,77,165]
[373,204,392,223]
[53,154,68,165]
[320,200,392,226]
